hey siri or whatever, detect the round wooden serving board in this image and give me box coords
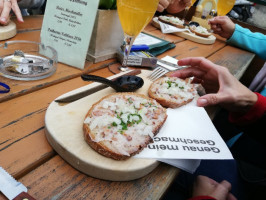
[45,70,160,181]
[0,21,17,40]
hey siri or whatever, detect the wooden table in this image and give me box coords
[0,16,255,200]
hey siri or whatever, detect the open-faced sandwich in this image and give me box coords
[83,93,167,160]
[148,77,198,108]
[189,24,211,38]
[158,15,185,29]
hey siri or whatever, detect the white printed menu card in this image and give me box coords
[134,100,233,172]
[40,0,99,69]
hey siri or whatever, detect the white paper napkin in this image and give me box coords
[134,94,233,173]
[154,17,191,34]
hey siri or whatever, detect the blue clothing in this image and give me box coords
[227,24,266,60]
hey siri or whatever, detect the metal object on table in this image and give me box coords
[55,69,142,103]
[0,40,57,81]
[0,166,36,200]
[119,44,130,72]
[147,63,188,81]
[119,65,130,72]
[157,59,180,68]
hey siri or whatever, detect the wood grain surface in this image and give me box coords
[13,15,43,32]
[45,70,161,181]
[208,45,255,79]
[0,68,114,177]
[0,15,256,200]
[14,156,177,200]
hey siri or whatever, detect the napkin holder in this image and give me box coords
[0,21,17,41]
[86,9,124,63]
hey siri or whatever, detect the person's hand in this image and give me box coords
[170,57,258,114]
[192,175,237,200]
[157,0,172,12]
[208,16,235,39]
[157,0,191,13]
[0,0,23,25]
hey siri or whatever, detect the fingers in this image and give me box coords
[197,92,230,107]
[213,180,232,200]
[166,0,188,13]
[184,0,192,7]
[0,0,23,24]
[197,175,218,185]
[197,94,219,107]
[208,16,227,32]
[157,4,165,12]
[11,0,23,22]
[192,176,235,200]
[227,193,237,200]
[170,66,206,80]
[220,180,232,192]
[178,57,218,73]
[0,0,12,24]
[209,16,229,25]
[157,0,170,12]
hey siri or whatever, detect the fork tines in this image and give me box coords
[147,66,169,81]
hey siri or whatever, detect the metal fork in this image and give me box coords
[147,65,187,81]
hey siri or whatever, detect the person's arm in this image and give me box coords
[227,24,266,60]
[0,0,23,24]
[170,57,258,114]
[188,175,236,200]
[157,0,191,13]
[208,16,235,39]
[228,92,266,125]
[170,57,266,130]
[209,16,266,60]
[157,0,172,12]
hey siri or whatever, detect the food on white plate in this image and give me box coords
[148,77,198,108]
[189,24,211,38]
[158,15,185,29]
[83,93,167,160]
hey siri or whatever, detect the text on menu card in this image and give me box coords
[40,0,99,69]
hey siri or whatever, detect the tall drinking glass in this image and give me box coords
[117,0,159,71]
[217,0,236,16]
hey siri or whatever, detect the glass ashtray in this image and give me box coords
[0,40,58,81]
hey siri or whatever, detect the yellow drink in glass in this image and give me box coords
[117,0,159,37]
[191,0,197,7]
[117,0,159,70]
[217,0,236,16]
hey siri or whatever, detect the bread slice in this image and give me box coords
[148,77,197,108]
[189,25,211,38]
[83,93,167,160]
[158,16,185,29]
